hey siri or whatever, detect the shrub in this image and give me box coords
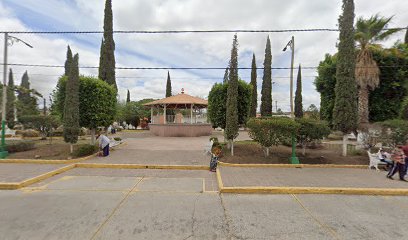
[295,118,331,156]
[113,137,122,141]
[380,119,408,146]
[247,117,300,157]
[400,97,408,120]
[6,141,35,153]
[19,115,60,139]
[21,129,40,138]
[73,144,99,158]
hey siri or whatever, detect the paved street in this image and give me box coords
[1,132,408,239]
[1,173,408,240]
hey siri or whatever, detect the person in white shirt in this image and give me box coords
[377,148,393,169]
[97,133,110,157]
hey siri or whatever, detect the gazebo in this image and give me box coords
[143,89,212,137]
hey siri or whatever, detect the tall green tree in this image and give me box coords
[53,76,116,144]
[166,71,172,97]
[249,53,257,118]
[332,0,358,156]
[294,64,303,118]
[64,45,73,76]
[223,67,229,83]
[355,14,401,126]
[405,27,408,44]
[208,80,252,129]
[63,53,80,153]
[6,68,16,128]
[17,71,38,118]
[261,35,272,116]
[225,34,239,156]
[98,0,116,90]
[126,89,130,103]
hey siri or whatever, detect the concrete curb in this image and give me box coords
[0,164,75,190]
[219,186,408,196]
[215,165,408,196]
[218,161,368,169]
[75,163,209,171]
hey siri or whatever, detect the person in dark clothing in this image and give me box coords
[387,146,407,181]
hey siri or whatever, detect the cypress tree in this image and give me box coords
[64,46,73,76]
[261,35,272,116]
[126,89,130,103]
[332,0,358,156]
[63,53,80,153]
[98,0,116,90]
[6,68,15,128]
[166,71,172,97]
[249,53,257,118]
[294,64,303,118]
[223,67,229,83]
[17,71,37,118]
[225,34,239,156]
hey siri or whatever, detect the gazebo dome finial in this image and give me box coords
[181,88,184,94]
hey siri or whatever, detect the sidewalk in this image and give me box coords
[219,166,408,189]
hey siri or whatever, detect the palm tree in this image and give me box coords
[354,14,401,126]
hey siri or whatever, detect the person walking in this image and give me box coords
[386,146,407,181]
[402,144,408,178]
[97,133,110,157]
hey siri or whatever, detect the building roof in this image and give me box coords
[143,92,208,109]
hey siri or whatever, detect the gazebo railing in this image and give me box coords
[151,114,208,124]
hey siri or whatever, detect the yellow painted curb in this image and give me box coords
[0,164,75,190]
[216,167,224,190]
[19,164,76,188]
[0,182,20,190]
[218,161,367,169]
[220,186,408,196]
[75,163,210,171]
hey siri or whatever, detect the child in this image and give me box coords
[210,146,221,172]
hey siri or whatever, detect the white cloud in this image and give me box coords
[0,0,407,111]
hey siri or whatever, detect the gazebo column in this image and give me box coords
[164,105,167,124]
[190,104,193,124]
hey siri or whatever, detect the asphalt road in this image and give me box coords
[1,175,407,240]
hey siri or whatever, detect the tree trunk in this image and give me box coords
[302,145,306,156]
[91,128,96,145]
[266,147,269,157]
[230,139,234,156]
[70,144,73,154]
[342,134,348,157]
[358,87,369,126]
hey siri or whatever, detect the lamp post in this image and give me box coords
[283,36,299,164]
[0,33,33,158]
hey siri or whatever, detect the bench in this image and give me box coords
[367,151,387,171]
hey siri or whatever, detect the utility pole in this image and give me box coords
[1,33,8,158]
[275,100,278,113]
[0,33,33,159]
[283,36,298,164]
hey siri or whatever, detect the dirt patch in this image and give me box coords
[7,138,93,160]
[221,142,368,165]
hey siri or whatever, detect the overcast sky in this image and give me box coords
[0,0,407,111]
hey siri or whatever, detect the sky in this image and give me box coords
[0,0,407,111]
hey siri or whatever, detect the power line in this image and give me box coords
[0,27,406,34]
[2,62,408,70]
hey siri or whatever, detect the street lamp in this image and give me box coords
[282,36,299,164]
[282,36,295,118]
[1,33,33,158]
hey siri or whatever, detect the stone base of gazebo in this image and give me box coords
[149,124,212,137]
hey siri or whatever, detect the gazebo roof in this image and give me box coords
[143,92,208,108]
